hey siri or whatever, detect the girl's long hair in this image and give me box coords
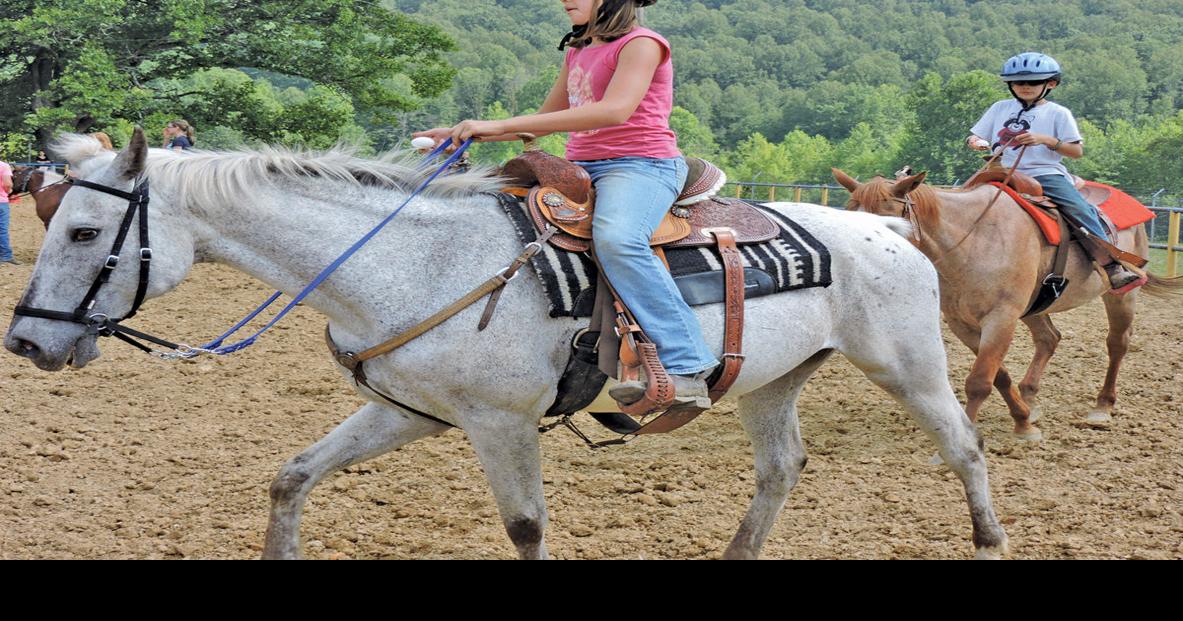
[562,0,643,49]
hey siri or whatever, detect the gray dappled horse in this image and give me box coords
[4,131,1008,559]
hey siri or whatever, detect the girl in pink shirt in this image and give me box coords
[415,0,715,411]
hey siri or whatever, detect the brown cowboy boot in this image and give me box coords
[1079,235,1145,294]
[609,372,712,410]
[1103,262,1146,294]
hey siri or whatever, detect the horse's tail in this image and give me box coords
[1143,272,1183,298]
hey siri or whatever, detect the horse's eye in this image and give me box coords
[72,228,100,242]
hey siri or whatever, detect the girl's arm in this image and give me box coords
[437,63,576,144]
[427,37,665,146]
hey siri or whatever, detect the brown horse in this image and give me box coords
[10,166,71,229]
[834,169,1183,440]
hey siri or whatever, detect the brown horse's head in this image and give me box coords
[10,166,37,197]
[832,168,943,237]
[11,167,71,229]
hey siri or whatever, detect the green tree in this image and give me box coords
[897,71,1003,183]
[0,0,455,146]
[669,106,719,159]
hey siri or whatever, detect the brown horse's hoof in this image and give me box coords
[1085,410,1113,427]
[1012,426,1043,442]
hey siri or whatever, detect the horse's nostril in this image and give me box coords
[16,339,41,358]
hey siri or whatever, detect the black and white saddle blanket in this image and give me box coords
[495,194,832,318]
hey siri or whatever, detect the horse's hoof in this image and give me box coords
[974,537,1009,560]
[928,452,945,466]
[1013,427,1043,442]
[1085,410,1112,427]
[1027,406,1042,424]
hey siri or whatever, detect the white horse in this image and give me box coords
[4,131,1008,559]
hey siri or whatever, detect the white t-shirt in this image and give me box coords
[971,99,1083,179]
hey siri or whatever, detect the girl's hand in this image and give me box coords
[449,119,507,146]
[967,136,991,151]
[411,127,453,149]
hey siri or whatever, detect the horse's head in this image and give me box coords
[833,168,931,218]
[31,169,71,230]
[10,166,39,197]
[5,129,196,371]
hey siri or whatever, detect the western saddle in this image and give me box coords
[957,157,1147,316]
[501,134,776,435]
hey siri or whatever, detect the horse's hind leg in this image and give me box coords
[465,415,550,560]
[844,330,1009,558]
[724,350,833,560]
[263,402,449,559]
[1089,291,1138,425]
[1018,314,1062,423]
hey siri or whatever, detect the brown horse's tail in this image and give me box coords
[1143,272,1183,298]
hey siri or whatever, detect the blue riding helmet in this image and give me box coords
[1001,52,1062,82]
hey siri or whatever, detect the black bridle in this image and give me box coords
[12,178,180,353]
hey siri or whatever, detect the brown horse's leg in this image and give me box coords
[1088,291,1138,425]
[946,318,1039,439]
[1018,314,1062,423]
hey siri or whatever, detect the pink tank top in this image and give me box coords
[564,27,680,161]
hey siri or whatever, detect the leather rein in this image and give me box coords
[926,145,1029,265]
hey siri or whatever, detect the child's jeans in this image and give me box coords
[575,157,718,375]
[1036,174,1108,239]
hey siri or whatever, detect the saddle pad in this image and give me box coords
[496,194,832,318]
[990,182,1156,246]
[990,183,1062,244]
[1083,181,1155,230]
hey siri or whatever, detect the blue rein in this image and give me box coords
[169,139,473,358]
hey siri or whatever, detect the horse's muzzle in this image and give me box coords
[4,321,98,371]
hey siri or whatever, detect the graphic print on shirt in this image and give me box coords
[567,63,600,137]
[995,112,1032,151]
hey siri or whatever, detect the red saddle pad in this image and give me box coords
[988,181,1155,245]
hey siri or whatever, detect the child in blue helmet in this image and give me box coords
[966,52,1144,294]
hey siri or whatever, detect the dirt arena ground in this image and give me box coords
[1,201,1180,559]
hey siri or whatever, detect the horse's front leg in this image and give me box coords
[1018,314,1062,423]
[947,316,1040,440]
[263,402,449,559]
[465,415,550,560]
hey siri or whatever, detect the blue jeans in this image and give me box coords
[575,156,717,375]
[0,201,12,262]
[1036,174,1108,239]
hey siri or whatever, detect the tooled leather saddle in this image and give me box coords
[499,138,776,437]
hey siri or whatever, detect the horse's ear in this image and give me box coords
[892,171,927,197]
[832,168,860,192]
[111,127,148,181]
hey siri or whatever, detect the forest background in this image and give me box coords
[2,0,1181,197]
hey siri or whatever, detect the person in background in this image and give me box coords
[0,159,17,265]
[163,120,195,151]
[34,151,51,171]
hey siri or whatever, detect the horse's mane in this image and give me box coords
[849,177,943,232]
[53,134,505,216]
